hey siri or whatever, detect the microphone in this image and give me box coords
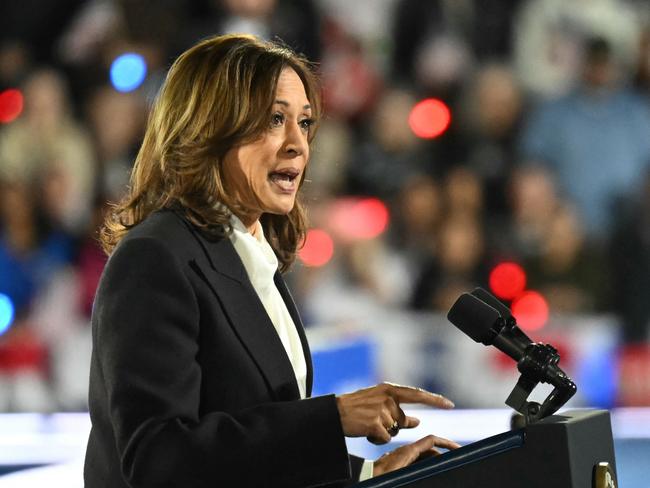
[447,287,577,422]
[447,290,533,362]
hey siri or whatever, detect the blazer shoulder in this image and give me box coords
[117,209,210,257]
[123,208,187,239]
[114,209,242,282]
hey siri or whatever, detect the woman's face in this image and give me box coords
[222,68,312,226]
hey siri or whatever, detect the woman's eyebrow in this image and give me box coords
[274,99,312,110]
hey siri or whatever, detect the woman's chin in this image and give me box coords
[261,196,296,216]
[265,206,294,216]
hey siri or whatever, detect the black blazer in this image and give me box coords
[84,209,363,487]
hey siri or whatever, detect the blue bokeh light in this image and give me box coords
[0,293,15,336]
[576,346,618,408]
[110,53,147,92]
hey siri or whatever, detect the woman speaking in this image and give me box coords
[84,34,459,488]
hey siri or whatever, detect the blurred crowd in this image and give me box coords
[1,0,650,411]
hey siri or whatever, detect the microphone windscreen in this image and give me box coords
[471,287,512,320]
[447,293,502,344]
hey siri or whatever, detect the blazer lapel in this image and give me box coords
[181,217,301,402]
[274,272,314,397]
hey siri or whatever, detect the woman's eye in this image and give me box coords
[300,118,314,132]
[271,112,284,127]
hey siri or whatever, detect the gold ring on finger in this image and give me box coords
[387,420,399,436]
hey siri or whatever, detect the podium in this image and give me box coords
[356,409,617,488]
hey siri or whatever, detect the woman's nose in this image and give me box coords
[283,122,308,156]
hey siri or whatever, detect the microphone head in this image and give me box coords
[447,293,503,345]
[471,287,513,320]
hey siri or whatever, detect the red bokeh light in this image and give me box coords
[329,197,390,241]
[408,98,451,139]
[511,291,549,331]
[299,229,334,267]
[618,344,650,406]
[489,262,527,300]
[0,89,24,123]
[490,349,517,370]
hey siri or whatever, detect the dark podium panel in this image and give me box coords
[356,409,617,488]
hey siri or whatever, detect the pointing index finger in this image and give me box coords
[388,385,455,408]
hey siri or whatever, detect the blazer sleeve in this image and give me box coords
[92,235,355,488]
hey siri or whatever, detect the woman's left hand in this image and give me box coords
[373,435,461,477]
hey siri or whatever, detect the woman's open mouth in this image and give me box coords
[268,168,300,193]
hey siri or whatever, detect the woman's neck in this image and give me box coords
[233,211,261,237]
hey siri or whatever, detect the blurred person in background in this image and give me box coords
[389,175,442,283]
[0,68,96,233]
[390,0,523,92]
[458,63,525,219]
[513,0,642,98]
[85,85,147,200]
[0,41,32,90]
[318,17,382,125]
[520,36,650,242]
[394,175,442,252]
[85,34,459,488]
[498,164,562,259]
[609,169,650,343]
[185,0,322,61]
[411,168,488,311]
[442,166,484,220]
[522,203,610,313]
[302,118,352,198]
[335,237,415,309]
[411,212,487,312]
[345,87,426,198]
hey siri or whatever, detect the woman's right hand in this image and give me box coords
[335,382,456,444]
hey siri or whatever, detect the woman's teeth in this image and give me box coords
[271,173,293,182]
[269,172,297,190]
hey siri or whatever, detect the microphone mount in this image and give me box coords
[506,341,577,424]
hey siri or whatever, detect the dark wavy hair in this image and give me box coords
[100,34,321,272]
